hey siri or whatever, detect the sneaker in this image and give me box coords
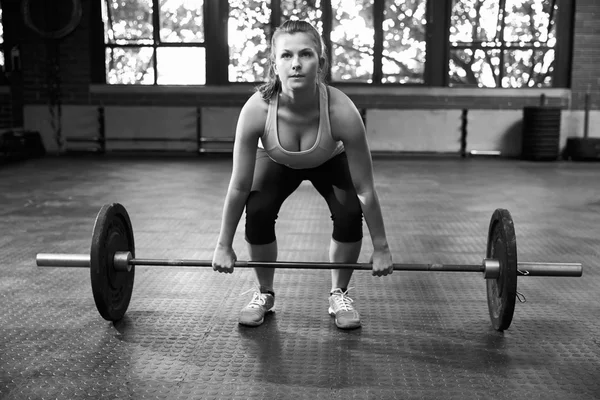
[239,290,275,326]
[328,288,361,329]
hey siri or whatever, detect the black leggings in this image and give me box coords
[245,149,363,245]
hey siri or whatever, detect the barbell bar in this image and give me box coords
[36,252,582,278]
[35,203,583,331]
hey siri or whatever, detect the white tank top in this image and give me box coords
[259,83,345,169]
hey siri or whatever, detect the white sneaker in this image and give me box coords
[328,288,361,329]
[239,291,275,326]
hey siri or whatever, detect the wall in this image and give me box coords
[1,0,599,155]
[571,0,600,110]
[0,88,11,129]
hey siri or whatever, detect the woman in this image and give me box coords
[212,20,393,330]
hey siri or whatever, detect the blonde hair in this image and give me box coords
[257,20,329,101]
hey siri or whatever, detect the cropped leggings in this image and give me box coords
[245,149,363,245]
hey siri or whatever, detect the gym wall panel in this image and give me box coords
[199,107,240,152]
[561,110,600,140]
[103,107,197,152]
[365,109,463,153]
[62,106,102,152]
[21,105,600,156]
[466,110,523,157]
[23,105,99,154]
[467,110,600,157]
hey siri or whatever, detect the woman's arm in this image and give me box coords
[213,94,264,272]
[329,88,393,276]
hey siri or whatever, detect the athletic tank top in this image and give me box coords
[259,83,345,169]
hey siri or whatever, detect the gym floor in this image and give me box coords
[1,154,599,400]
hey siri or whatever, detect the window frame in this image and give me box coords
[92,0,573,88]
[447,0,572,88]
[97,0,214,85]
[0,45,5,87]
[0,6,6,86]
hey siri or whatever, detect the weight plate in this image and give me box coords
[90,203,135,321]
[485,209,518,331]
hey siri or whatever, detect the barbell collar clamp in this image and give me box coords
[114,251,133,272]
[482,258,500,279]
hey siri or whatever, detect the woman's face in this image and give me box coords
[273,32,322,92]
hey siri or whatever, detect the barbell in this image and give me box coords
[36,203,583,331]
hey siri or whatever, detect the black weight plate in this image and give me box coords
[90,203,135,321]
[486,209,518,331]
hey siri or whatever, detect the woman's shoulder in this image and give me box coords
[244,91,270,111]
[241,92,269,123]
[325,85,360,120]
[325,85,365,140]
[325,84,344,102]
[237,92,269,138]
[326,85,358,114]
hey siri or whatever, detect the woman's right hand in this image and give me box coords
[212,244,237,274]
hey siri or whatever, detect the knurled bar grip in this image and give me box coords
[35,252,584,278]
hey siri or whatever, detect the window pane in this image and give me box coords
[0,7,3,43]
[382,0,426,84]
[449,49,501,87]
[331,0,374,82]
[503,0,555,43]
[102,0,154,45]
[449,0,557,88]
[281,0,323,30]
[160,0,204,43]
[228,0,271,82]
[503,49,554,88]
[450,0,501,43]
[156,47,206,84]
[106,47,155,84]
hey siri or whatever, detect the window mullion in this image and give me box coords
[152,0,160,84]
[498,0,507,87]
[373,0,384,84]
[553,0,573,88]
[271,0,281,39]
[205,0,227,85]
[218,0,229,85]
[322,0,333,83]
[427,0,450,86]
[91,0,106,83]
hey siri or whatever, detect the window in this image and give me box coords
[102,0,205,85]
[330,0,376,83]
[99,0,571,88]
[381,1,427,84]
[228,0,427,84]
[449,0,559,88]
[228,0,273,83]
[228,0,324,83]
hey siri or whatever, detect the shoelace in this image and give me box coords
[331,288,355,311]
[240,288,269,309]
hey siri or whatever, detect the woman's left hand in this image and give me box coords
[371,248,393,277]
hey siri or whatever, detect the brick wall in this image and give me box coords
[9,0,92,105]
[0,92,11,128]
[1,0,598,112]
[571,0,600,109]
